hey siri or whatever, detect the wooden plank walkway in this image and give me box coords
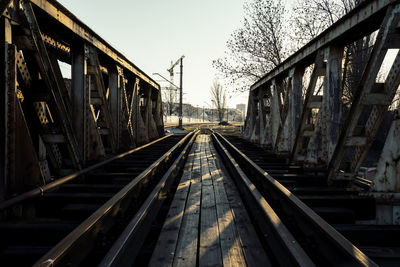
[149,134,270,267]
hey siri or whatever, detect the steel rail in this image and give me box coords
[34,130,196,267]
[0,134,171,211]
[211,132,377,266]
[211,133,314,267]
[99,130,199,267]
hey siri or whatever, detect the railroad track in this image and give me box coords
[213,132,400,266]
[0,131,199,266]
[221,135,376,224]
[1,130,398,266]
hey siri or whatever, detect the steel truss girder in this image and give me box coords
[71,42,105,163]
[291,50,325,163]
[328,4,400,182]
[1,0,164,201]
[87,46,117,153]
[243,92,259,143]
[21,0,82,169]
[245,0,400,191]
[372,107,400,224]
[29,0,159,90]
[2,43,44,200]
[304,46,344,168]
[251,0,398,90]
[119,67,139,147]
[276,66,304,154]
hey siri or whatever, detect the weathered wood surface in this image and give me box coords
[150,134,268,266]
[148,142,195,266]
[208,142,271,267]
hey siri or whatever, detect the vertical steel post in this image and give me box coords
[324,45,344,163]
[0,18,12,201]
[134,80,139,146]
[71,43,87,164]
[373,107,400,224]
[1,44,15,201]
[258,89,266,145]
[179,58,183,129]
[270,80,281,149]
[108,66,120,149]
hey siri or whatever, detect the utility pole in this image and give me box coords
[179,57,183,128]
[167,55,184,129]
[203,106,205,122]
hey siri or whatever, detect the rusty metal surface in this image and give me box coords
[251,0,397,91]
[328,5,400,183]
[21,0,82,169]
[373,109,400,192]
[33,131,195,267]
[212,132,314,267]
[0,134,171,211]
[1,0,165,200]
[213,132,377,266]
[244,0,400,209]
[99,131,199,267]
[29,0,159,90]
[372,108,400,224]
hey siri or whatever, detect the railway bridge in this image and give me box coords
[0,0,400,266]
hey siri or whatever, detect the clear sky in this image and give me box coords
[57,0,249,108]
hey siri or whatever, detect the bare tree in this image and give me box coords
[210,80,227,123]
[291,0,374,114]
[213,0,375,105]
[290,0,344,50]
[290,0,365,47]
[213,0,287,92]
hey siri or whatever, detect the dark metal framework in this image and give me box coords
[212,132,375,266]
[0,0,164,201]
[244,0,400,224]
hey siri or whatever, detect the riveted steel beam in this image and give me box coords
[87,46,117,153]
[291,50,325,163]
[29,0,159,91]
[21,0,82,168]
[328,5,400,183]
[251,0,397,91]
